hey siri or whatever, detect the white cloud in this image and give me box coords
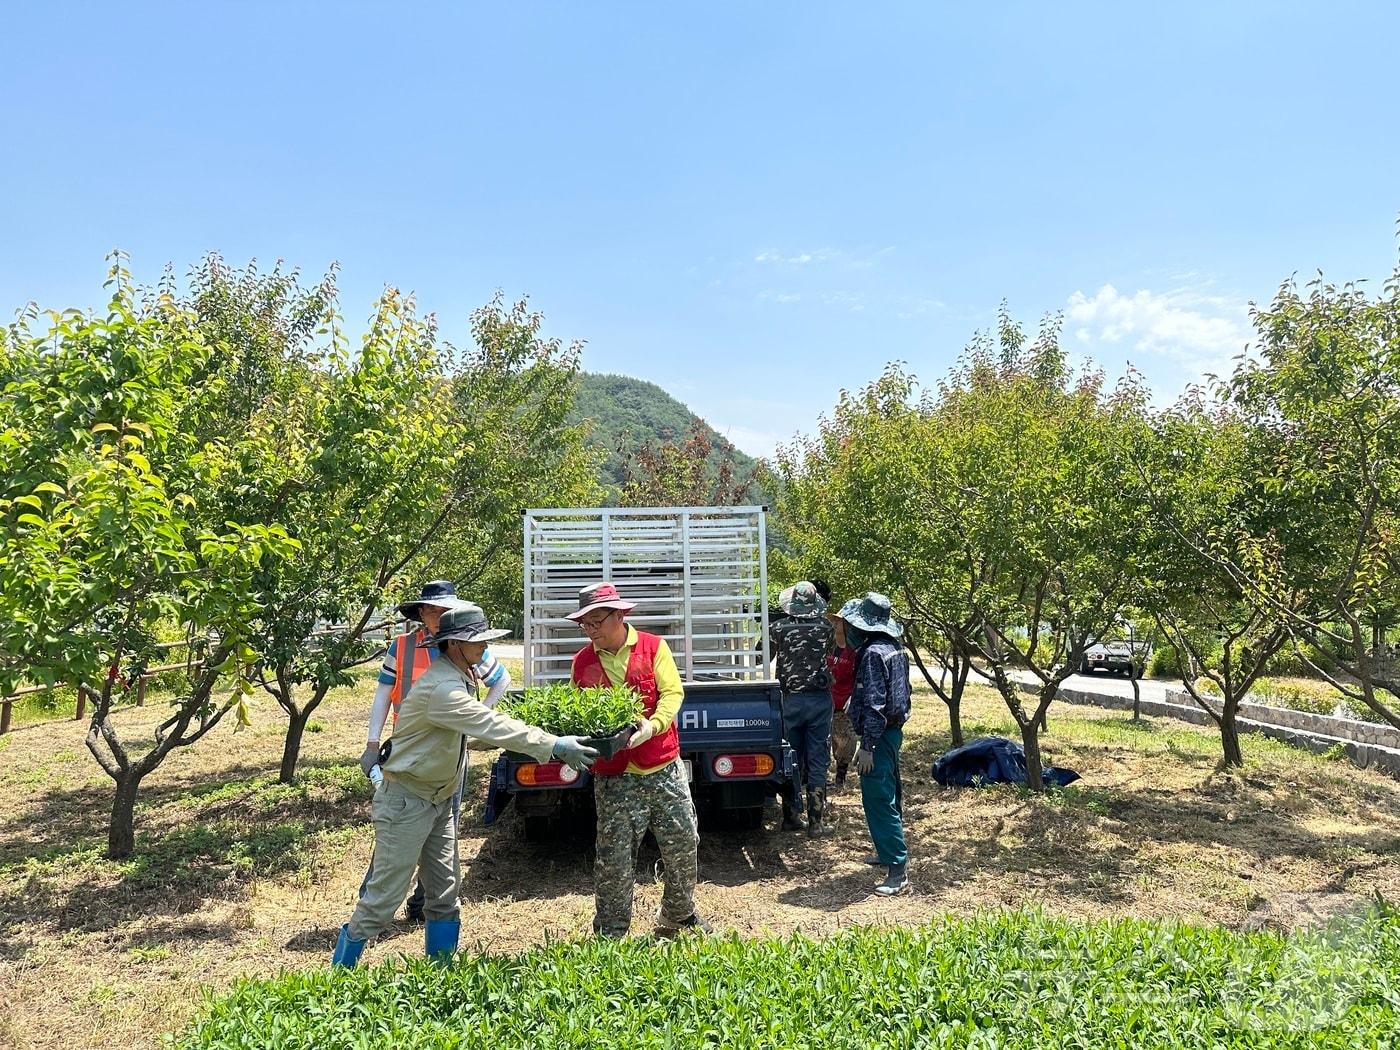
[751,246,893,269]
[757,289,803,303]
[894,294,945,319]
[821,291,865,311]
[754,249,830,265]
[1064,284,1252,375]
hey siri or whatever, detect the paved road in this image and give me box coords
[1001,668,1173,703]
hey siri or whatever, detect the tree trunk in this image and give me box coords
[1020,719,1045,791]
[946,661,968,746]
[946,690,965,747]
[1131,675,1142,720]
[108,771,142,860]
[279,706,310,785]
[1219,701,1244,768]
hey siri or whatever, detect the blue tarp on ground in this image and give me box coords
[931,736,1081,788]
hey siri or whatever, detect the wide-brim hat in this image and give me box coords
[397,579,472,619]
[565,582,636,622]
[780,581,827,617]
[838,592,904,639]
[426,603,511,645]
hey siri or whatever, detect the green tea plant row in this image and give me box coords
[499,683,643,738]
[181,909,1400,1049]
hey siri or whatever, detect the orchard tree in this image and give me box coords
[1137,400,1304,766]
[1224,263,1400,729]
[618,418,757,508]
[201,275,464,783]
[424,295,603,630]
[200,275,601,782]
[776,309,1153,787]
[922,316,1153,787]
[0,260,295,857]
[772,367,973,745]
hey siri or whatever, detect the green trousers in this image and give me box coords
[859,727,907,866]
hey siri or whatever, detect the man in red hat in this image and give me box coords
[568,581,709,938]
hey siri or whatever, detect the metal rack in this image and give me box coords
[522,507,770,685]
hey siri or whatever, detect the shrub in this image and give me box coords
[1192,675,1222,696]
[1261,641,1337,678]
[1254,679,1340,716]
[1147,645,1186,678]
[181,909,1400,1049]
[500,683,643,737]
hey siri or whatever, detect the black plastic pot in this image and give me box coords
[580,724,636,759]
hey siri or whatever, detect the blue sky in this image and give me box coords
[3,2,1397,457]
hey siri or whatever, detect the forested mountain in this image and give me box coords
[568,372,761,500]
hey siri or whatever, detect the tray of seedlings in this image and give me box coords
[500,684,643,760]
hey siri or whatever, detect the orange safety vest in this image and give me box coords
[389,628,434,726]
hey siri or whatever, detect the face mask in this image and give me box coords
[844,623,869,650]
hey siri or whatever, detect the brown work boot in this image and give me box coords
[806,788,835,837]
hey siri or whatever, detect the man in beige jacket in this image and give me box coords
[332,605,598,966]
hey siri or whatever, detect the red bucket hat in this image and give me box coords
[565,582,637,621]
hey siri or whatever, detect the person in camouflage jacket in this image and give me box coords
[770,581,836,836]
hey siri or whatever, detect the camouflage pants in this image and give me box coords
[592,758,698,937]
[831,708,859,771]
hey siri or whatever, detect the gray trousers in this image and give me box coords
[348,779,459,942]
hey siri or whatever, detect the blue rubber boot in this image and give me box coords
[331,924,367,968]
[424,918,460,963]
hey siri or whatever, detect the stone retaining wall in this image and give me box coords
[1037,683,1400,778]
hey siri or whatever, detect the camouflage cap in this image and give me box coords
[779,581,827,617]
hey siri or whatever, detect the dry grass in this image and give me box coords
[1,670,1398,1050]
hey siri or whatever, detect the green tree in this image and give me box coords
[199,275,462,783]
[417,295,603,636]
[197,276,600,782]
[771,367,972,745]
[1222,262,1400,729]
[776,310,1152,788]
[1137,400,1303,766]
[0,259,295,857]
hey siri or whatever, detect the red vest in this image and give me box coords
[572,630,680,776]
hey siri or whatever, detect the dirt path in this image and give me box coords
[2,675,1398,1049]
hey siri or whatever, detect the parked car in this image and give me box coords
[1079,640,1144,678]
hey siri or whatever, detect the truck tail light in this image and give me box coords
[712,753,774,778]
[515,762,580,787]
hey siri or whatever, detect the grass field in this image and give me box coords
[1,669,1398,1048]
